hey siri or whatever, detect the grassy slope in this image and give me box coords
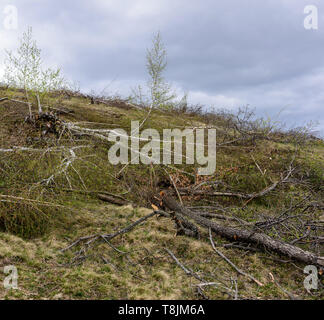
[0,88,323,300]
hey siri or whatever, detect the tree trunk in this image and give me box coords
[162,195,324,267]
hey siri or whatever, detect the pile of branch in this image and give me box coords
[161,194,324,267]
[61,210,164,265]
[176,167,293,203]
[30,111,63,137]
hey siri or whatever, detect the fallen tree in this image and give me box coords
[161,194,324,267]
[97,194,130,206]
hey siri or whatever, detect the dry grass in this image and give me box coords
[0,203,312,300]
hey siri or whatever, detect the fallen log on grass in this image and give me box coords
[97,194,130,206]
[161,194,324,267]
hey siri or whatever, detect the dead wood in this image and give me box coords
[165,248,203,281]
[177,167,293,201]
[165,247,236,299]
[173,211,200,239]
[62,210,160,253]
[54,188,130,203]
[48,106,74,115]
[97,194,130,206]
[162,194,324,267]
[209,228,263,286]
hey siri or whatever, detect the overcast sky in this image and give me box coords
[1,0,324,135]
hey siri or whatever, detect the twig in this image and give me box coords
[209,228,263,286]
[165,248,200,279]
[103,211,158,240]
[163,168,183,205]
[269,272,299,300]
[290,228,311,245]
[62,211,159,252]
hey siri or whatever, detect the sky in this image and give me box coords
[0,0,324,136]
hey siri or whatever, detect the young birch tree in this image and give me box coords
[146,31,176,109]
[4,27,65,116]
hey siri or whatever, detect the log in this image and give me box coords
[49,106,74,115]
[162,195,324,267]
[97,194,129,206]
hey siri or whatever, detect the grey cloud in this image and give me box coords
[1,0,324,135]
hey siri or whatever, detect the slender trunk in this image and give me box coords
[24,83,32,117]
[36,94,42,114]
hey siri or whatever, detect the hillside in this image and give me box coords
[0,87,323,300]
